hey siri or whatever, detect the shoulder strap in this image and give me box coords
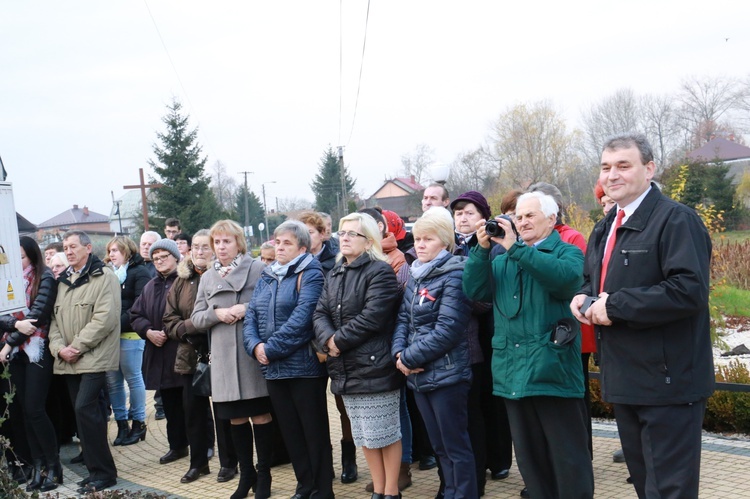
[296,271,304,293]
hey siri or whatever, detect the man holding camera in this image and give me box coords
[571,133,713,499]
[464,191,594,499]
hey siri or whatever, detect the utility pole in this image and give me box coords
[111,191,123,235]
[239,171,254,235]
[337,146,347,214]
[262,181,276,241]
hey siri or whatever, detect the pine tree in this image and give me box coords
[149,98,221,234]
[310,147,355,216]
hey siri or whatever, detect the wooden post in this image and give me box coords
[123,168,163,230]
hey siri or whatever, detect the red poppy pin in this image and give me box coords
[418,288,436,306]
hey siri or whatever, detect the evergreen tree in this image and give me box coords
[310,147,355,216]
[149,98,221,234]
[232,185,265,234]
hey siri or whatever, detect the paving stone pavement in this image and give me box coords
[42,390,750,498]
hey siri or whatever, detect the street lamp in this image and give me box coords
[261,181,277,241]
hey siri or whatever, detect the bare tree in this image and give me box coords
[400,144,435,185]
[210,160,238,213]
[678,75,749,146]
[580,88,644,166]
[490,100,581,189]
[640,93,682,174]
[446,147,498,195]
[277,197,314,213]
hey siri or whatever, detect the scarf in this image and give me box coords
[270,254,305,278]
[113,261,129,285]
[6,264,47,362]
[214,253,243,278]
[410,249,450,280]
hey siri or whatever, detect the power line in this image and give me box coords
[338,0,343,145]
[346,0,371,146]
[142,0,217,160]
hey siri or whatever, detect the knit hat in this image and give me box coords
[149,238,180,261]
[381,210,406,240]
[450,191,492,220]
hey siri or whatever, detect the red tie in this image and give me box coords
[600,209,625,291]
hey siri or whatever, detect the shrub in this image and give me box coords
[712,240,750,290]
[704,361,750,434]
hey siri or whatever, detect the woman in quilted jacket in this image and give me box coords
[392,208,476,499]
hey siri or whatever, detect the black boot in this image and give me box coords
[253,422,273,499]
[113,420,130,446]
[25,459,45,492]
[340,439,358,483]
[229,423,257,499]
[121,420,146,445]
[40,458,63,491]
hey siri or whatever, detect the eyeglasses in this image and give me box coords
[191,245,212,253]
[152,254,174,263]
[337,230,368,239]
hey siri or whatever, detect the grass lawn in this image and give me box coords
[715,230,750,244]
[711,284,750,317]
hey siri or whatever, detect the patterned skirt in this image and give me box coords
[341,389,401,449]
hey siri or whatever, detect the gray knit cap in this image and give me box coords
[149,238,180,261]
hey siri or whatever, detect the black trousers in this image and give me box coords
[160,386,188,451]
[505,396,594,499]
[65,373,117,481]
[267,377,334,498]
[614,400,706,499]
[181,374,210,468]
[9,349,58,463]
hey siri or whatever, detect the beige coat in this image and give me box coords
[48,256,121,374]
[191,255,266,403]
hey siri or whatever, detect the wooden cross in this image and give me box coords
[124,168,163,230]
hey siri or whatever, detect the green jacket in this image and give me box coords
[463,230,584,399]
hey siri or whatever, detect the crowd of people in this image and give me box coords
[0,133,714,499]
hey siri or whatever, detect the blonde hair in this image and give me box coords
[337,212,387,262]
[413,207,455,252]
[209,220,248,254]
[105,236,138,263]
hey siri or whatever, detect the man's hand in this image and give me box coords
[475,218,516,251]
[146,329,168,347]
[254,343,269,365]
[587,293,612,326]
[326,336,340,357]
[570,294,591,325]
[59,345,81,363]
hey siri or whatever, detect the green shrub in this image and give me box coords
[704,361,750,434]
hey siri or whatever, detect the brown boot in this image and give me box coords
[398,462,412,491]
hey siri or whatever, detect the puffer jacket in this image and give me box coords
[392,253,473,393]
[131,270,181,389]
[316,240,337,276]
[244,254,326,380]
[48,255,121,374]
[0,267,58,345]
[163,257,207,375]
[119,253,151,334]
[313,253,402,395]
[463,230,585,399]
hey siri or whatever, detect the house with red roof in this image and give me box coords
[364,176,425,221]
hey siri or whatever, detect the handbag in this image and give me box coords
[192,348,211,397]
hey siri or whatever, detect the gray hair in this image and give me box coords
[62,230,91,246]
[517,191,559,218]
[260,242,275,251]
[192,229,210,240]
[274,220,311,250]
[140,231,161,243]
[528,182,564,224]
[602,132,654,165]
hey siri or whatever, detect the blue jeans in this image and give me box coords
[106,338,146,422]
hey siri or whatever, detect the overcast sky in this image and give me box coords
[2,1,748,225]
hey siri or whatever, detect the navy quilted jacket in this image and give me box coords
[243,254,326,380]
[392,253,473,392]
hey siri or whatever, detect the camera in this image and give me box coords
[485,214,517,239]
